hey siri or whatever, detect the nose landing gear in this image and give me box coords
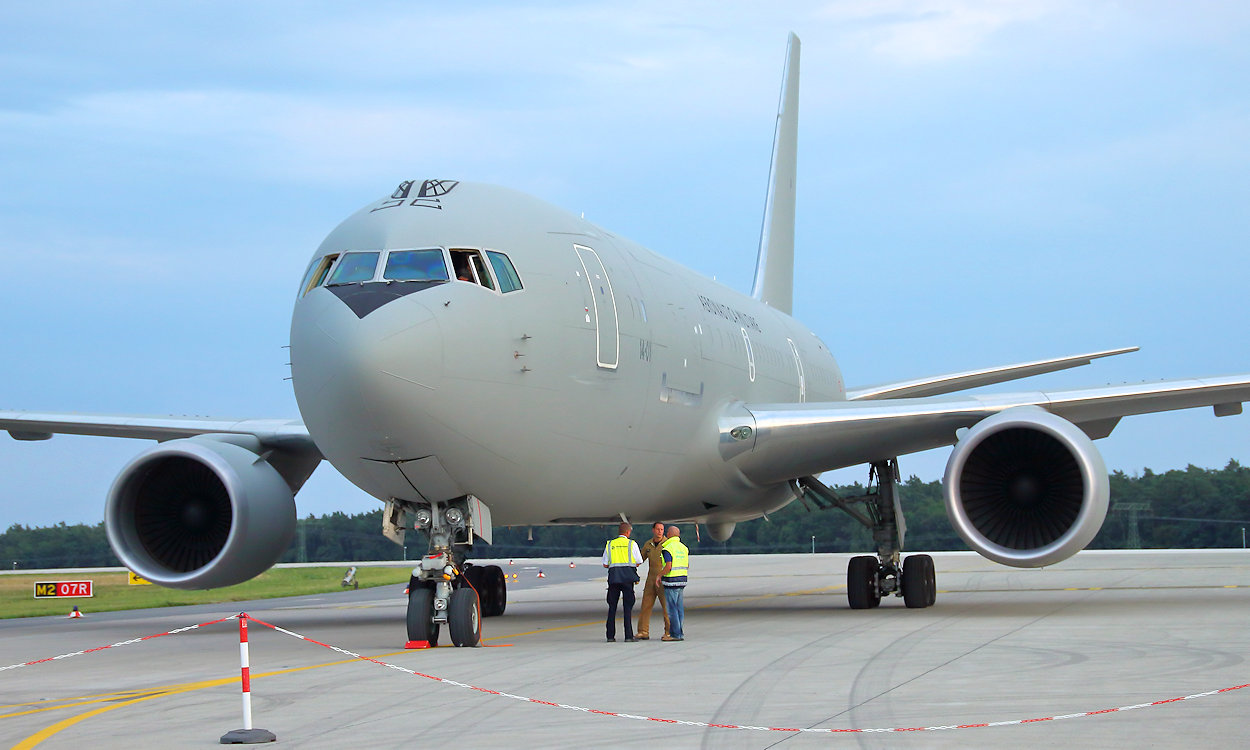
[395,496,504,647]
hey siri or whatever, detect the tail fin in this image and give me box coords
[750,32,800,315]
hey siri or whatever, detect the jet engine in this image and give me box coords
[943,407,1109,568]
[105,437,297,589]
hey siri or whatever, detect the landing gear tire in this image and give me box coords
[406,586,440,645]
[482,565,507,617]
[847,555,881,609]
[448,587,482,647]
[462,564,507,616]
[902,554,936,609]
[462,565,485,594]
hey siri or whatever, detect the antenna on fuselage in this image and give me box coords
[750,32,800,315]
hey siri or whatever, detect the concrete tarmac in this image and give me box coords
[2,550,1248,749]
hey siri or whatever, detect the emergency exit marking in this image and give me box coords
[33,581,93,599]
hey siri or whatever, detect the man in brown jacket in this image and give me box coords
[635,521,669,639]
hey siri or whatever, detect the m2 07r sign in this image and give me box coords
[33,581,93,598]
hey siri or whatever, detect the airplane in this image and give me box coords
[3,33,1249,648]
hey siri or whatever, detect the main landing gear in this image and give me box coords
[793,458,937,610]
[388,496,505,647]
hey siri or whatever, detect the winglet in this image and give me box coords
[750,32,800,315]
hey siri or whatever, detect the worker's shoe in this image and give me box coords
[624,637,638,643]
[606,637,615,642]
[636,634,650,640]
[661,635,678,641]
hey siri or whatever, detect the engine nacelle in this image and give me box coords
[105,437,297,589]
[943,407,1109,568]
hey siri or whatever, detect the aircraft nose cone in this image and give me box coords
[291,290,444,460]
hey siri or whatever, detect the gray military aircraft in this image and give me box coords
[3,34,1249,647]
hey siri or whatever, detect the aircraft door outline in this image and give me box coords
[741,328,757,383]
[573,244,620,370]
[788,337,807,402]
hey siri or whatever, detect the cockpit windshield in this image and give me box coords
[301,247,523,302]
[384,249,449,282]
[326,252,380,285]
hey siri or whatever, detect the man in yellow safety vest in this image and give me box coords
[657,526,689,641]
[601,521,643,642]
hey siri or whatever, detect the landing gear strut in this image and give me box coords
[793,458,936,609]
[389,495,504,647]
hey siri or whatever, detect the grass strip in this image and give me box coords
[0,567,411,619]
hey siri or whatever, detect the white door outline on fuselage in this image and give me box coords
[573,244,620,370]
[788,337,807,403]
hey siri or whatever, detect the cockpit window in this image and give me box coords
[384,249,450,282]
[450,249,493,289]
[470,253,495,291]
[487,251,523,293]
[298,254,338,297]
[326,252,380,285]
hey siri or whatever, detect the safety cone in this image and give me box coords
[509,559,514,565]
[68,606,83,618]
[569,561,576,568]
[405,640,431,649]
[537,570,546,578]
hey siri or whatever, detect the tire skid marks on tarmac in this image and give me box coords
[4,611,1247,735]
[243,614,1250,735]
[839,608,970,732]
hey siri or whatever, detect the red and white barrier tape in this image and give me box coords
[244,614,1250,734]
[4,612,1246,733]
[0,614,238,673]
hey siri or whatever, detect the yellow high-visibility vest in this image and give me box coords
[607,536,634,566]
[661,537,689,579]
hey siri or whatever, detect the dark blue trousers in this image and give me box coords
[606,582,636,640]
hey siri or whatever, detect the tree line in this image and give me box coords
[4,461,1249,570]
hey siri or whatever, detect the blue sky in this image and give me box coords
[2,2,1248,527]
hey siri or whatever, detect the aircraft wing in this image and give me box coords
[0,411,315,452]
[724,374,1250,486]
[844,347,1138,400]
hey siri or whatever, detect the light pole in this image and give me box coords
[811,535,815,554]
[1242,527,1246,549]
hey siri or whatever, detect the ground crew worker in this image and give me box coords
[636,521,669,640]
[602,521,643,642]
[657,525,689,641]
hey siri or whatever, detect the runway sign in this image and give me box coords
[33,581,93,599]
[128,571,151,585]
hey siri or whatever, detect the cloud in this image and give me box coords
[0,89,511,187]
[817,0,1071,64]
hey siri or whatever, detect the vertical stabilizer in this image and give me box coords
[750,32,800,315]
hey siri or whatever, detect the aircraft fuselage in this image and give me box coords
[290,181,845,528]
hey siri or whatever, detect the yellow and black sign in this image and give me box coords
[128,571,152,585]
[33,580,94,598]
